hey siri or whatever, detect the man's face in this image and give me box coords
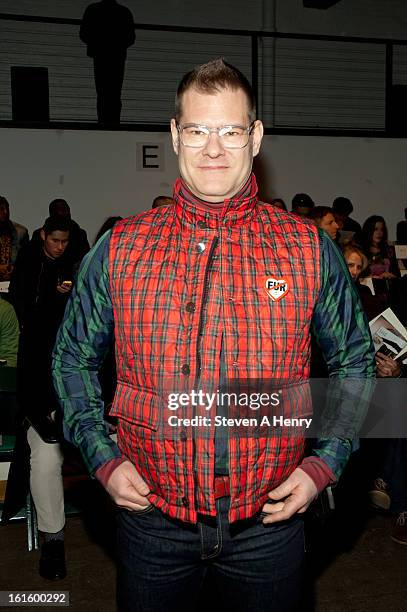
[171,87,263,202]
[293,206,312,218]
[40,230,70,259]
[319,212,339,240]
[0,201,10,224]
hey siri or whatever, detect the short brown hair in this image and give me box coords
[175,58,256,122]
[310,206,333,222]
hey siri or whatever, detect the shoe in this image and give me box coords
[391,512,407,545]
[39,540,67,580]
[368,478,391,510]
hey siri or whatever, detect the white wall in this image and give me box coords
[0,128,405,242]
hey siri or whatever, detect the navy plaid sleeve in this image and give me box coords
[310,231,376,478]
[52,231,121,474]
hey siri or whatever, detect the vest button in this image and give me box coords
[181,496,189,508]
[197,220,207,229]
[186,301,195,313]
[181,364,190,375]
[196,242,205,253]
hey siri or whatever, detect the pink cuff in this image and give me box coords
[298,457,336,494]
[95,456,127,489]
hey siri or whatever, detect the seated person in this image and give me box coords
[94,216,122,244]
[361,215,399,280]
[291,192,314,218]
[0,196,29,281]
[368,354,407,545]
[310,206,339,241]
[152,195,173,209]
[0,296,19,434]
[0,295,19,367]
[342,245,386,320]
[332,196,362,244]
[271,198,287,211]
[9,215,75,581]
[396,207,407,244]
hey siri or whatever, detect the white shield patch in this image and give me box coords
[265,277,289,302]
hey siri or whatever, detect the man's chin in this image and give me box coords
[189,181,237,203]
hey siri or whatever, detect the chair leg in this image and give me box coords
[32,497,39,550]
[25,492,39,551]
[26,492,33,551]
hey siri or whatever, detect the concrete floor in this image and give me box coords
[1,509,407,612]
[1,457,407,612]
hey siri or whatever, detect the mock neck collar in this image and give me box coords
[172,174,259,229]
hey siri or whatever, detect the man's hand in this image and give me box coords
[261,468,317,524]
[56,280,73,294]
[376,353,401,378]
[0,263,12,280]
[105,460,151,511]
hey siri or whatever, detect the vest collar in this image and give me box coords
[172,174,259,229]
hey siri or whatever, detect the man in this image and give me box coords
[310,205,340,241]
[0,196,29,282]
[332,196,362,244]
[31,198,89,264]
[396,206,407,244]
[291,192,315,218]
[152,195,174,209]
[53,59,374,611]
[79,0,135,123]
[9,216,75,581]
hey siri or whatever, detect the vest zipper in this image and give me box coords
[195,235,219,383]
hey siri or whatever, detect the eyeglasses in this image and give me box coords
[176,122,256,149]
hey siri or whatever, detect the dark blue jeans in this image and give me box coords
[116,496,305,612]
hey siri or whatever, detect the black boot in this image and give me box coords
[39,540,67,580]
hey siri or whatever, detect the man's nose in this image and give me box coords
[202,131,225,156]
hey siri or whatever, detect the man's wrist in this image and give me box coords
[298,456,336,494]
[95,456,127,488]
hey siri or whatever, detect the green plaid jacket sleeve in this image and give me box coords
[52,231,121,474]
[311,231,376,478]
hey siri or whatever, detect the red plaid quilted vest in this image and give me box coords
[109,175,321,522]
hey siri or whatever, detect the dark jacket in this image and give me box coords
[9,241,76,421]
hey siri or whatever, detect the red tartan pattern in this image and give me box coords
[109,175,321,523]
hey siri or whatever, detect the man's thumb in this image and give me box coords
[268,479,293,501]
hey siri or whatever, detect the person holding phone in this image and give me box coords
[9,215,76,580]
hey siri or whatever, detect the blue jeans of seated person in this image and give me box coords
[116,496,305,612]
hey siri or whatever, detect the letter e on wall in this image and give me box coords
[136,143,164,171]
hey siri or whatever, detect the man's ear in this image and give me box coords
[170,118,179,155]
[252,120,264,158]
[40,228,45,242]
